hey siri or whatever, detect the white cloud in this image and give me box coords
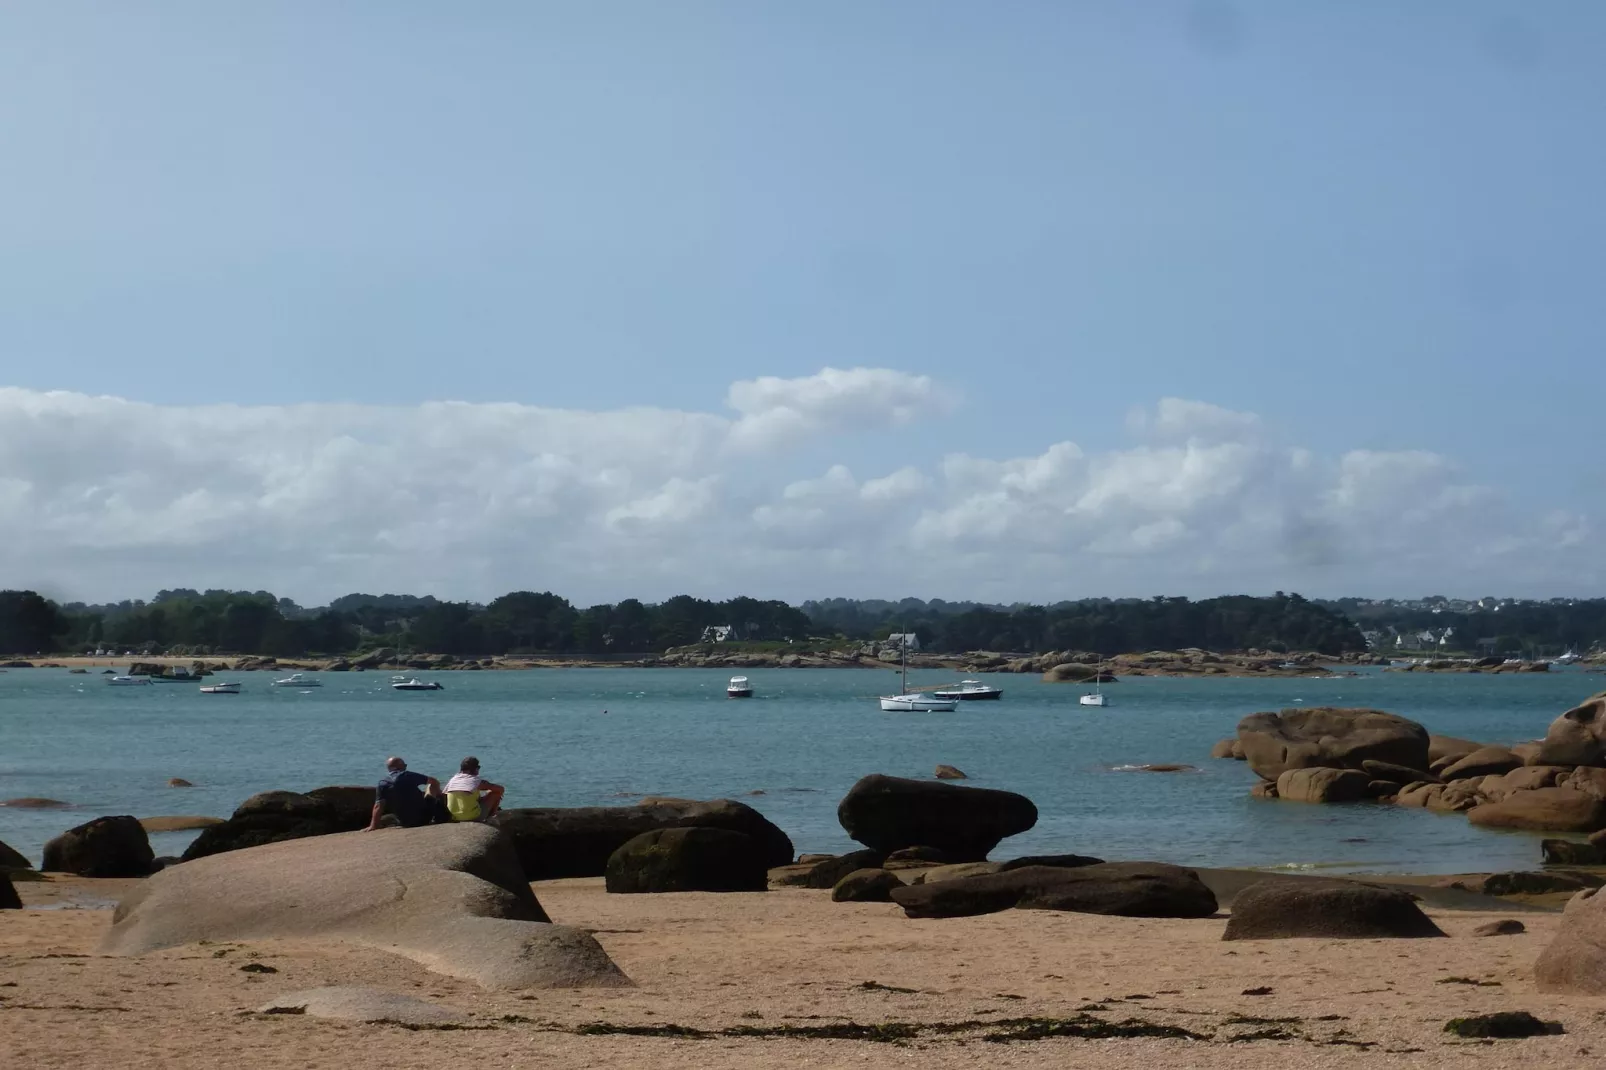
[0,384,1598,604]
[725,367,950,450]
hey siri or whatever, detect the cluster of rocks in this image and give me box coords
[1386,657,1550,674]
[1218,693,1606,837]
[984,648,1377,680]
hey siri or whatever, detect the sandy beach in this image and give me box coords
[4,870,1602,1070]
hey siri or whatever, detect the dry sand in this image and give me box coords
[3,872,1603,1069]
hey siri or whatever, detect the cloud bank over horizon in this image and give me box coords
[1,369,1597,606]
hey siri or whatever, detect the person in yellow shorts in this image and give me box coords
[443,756,504,822]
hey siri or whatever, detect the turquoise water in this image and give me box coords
[2,665,1602,874]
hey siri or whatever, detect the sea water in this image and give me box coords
[1,665,1600,874]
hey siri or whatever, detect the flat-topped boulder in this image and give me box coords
[1467,787,1606,833]
[42,815,154,877]
[1236,707,1430,782]
[890,862,1217,919]
[1537,692,1606,767]
[1223,879,1445,940]
[494,797,793,880]
[837,774,1037,861]
[103,823,629,990]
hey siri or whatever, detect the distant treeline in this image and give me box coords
[1319,597,1606,656]
[3,588,1372,657]
[805,593,1367,656]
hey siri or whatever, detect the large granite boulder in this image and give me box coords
[1275,767,1370,803]
[604,827,768,893]
[1467,787,1606,833]
[1536,887,1606,993]
[182,787,373,861]
[103,823,628,989]
[493,797,793,880]
[837,774,1037,861]
[890,862,1217,919]
[1441,747,1523,781]
[0,837,31,870]
[1236,708,1430,781]
[42,815,154,877]
[1223,879,1445,939]
[0,872,19,909]
[1537,693,1606,767]
[1428,734,1484,765]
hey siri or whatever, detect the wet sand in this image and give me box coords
[3,871,1601,1069]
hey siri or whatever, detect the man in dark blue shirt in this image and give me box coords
[365,756,443,830]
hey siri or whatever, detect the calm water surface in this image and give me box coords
[2,665,1602,874]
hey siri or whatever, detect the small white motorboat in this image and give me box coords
[107,674,153,686]
[932,679,1004,701]
[271,673,321,687]
[199,682,241,694]
[879,693,959,712]
[1078,692,1108,707]
[391,676,444,691]
[727,675,753,698]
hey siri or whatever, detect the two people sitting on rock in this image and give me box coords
[366,755,504,830]
[444,756,504,823]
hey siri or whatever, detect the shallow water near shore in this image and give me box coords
[1,665,1601,873]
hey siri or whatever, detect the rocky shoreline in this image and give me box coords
[11,644,1392,679]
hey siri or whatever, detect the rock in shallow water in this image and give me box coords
[1236,707,1430,781]
[1467,787,1606,833]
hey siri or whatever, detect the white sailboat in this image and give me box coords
[1079,668,1110,707]
[879,638,957,712]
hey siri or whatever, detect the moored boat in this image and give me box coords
[879,693,959,712]
[107,674,153,686]
[391,676,444,691]
[271,673,322,688]
[199,682,241,694]
[727,675,753,698]
[932,679,1003,701]
[150,666,195,683]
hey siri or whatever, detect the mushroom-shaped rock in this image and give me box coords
[1223,879,1445,940]
[832,868,904,903]
[837,774,1036,861]
[1236,708,1430,782]
[102,823,628,989]
[1536,692,1606,767]
[1467,787,1606,833]
[494,797,793,880]
[890,862,1217,919]
[42,815,153,877]
[1441,747,1523,781]
[1537,886,1606,993]
[1275,767,1371,804]
[604,827,769,893]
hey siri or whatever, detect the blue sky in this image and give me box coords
[1,3,1601,604]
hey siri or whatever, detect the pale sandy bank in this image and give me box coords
[2,873,1601,1069]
